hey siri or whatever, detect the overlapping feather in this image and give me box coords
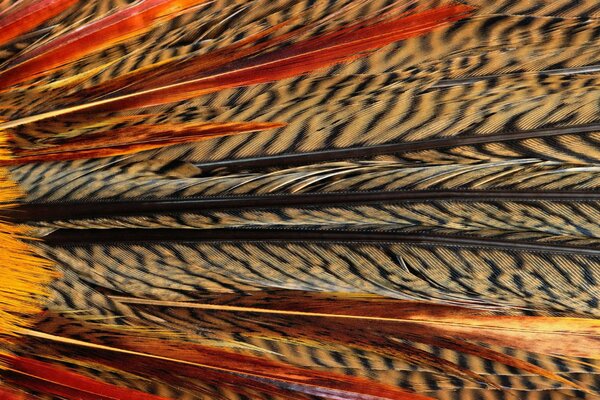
[0,0,598,399]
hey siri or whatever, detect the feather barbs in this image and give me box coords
[0,3,475,129]
[5,121,286,163]
[0,166,55,340]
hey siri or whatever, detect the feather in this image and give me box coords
[2,354,171,400]
[469,1,600,18]
[0,3,474,128]
[34,228,600,316]
[0,386,30,400]
[0,167,54,338]
[19,328,437,400]
[0,0,210,89]
[0,0,78,47]
[6,121,285,162]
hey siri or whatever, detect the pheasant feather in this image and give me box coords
[0,0,598,399]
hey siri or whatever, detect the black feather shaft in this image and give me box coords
[194,123,600,172]
[42,228,600,257]
[8,190,600,222]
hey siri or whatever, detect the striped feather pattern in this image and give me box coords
[10,160,600,202]
[1,0,600,399]
[38,235,600,315]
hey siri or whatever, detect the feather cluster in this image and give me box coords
[0,0,599,399]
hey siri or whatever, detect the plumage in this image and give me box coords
[0,0,598,399]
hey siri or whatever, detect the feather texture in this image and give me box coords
[0,0,598,399]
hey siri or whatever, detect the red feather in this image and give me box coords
[2,354,172,400]
[0,0,77,47]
